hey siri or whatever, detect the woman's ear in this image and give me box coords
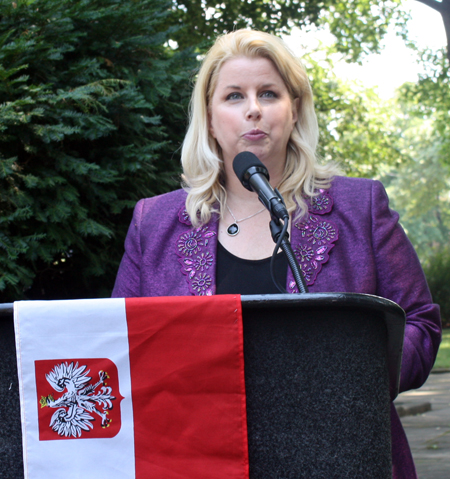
[208,111,216,139]
[292,97,300,124]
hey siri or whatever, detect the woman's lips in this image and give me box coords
[243,129,267,141]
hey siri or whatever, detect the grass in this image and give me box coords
[433,328,450,370]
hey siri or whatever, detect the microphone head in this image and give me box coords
[233,151,270,191]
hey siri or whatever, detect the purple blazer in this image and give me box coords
[112,175,441,478]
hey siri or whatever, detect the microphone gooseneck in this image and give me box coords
[232,151,308,294]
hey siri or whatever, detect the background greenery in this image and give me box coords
[0,0,197,299]
[0,0,449,328]
[433,329,450,369]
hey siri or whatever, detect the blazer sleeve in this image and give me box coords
[370,180,441,393]
[111,199,144,298]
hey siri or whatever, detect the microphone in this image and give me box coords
[233,151,289,221]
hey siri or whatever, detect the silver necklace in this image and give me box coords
[226,204,266,236]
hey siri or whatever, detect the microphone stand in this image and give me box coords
[269,190,308,294]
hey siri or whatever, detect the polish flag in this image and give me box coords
[14,296,249,479]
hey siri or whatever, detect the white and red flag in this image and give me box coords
[14,296,249,479]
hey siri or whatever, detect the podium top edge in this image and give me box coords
[0,293,404,317]
[0,303,13,316]
[241,292,405,317]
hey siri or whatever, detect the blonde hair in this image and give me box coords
[181,29,338,226]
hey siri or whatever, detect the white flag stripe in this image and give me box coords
[14,299,136,479]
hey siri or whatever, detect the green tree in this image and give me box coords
[0,0,196,301]
[399,48,450,165]
[0,0,433,302]
[378,49,450,260]
[383,125,450,259]
[165,0,406,61]
[422,245,450,327]
[298,54,404,177]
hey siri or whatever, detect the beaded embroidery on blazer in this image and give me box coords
[176,208,217,296]
[288,189,338,293]
[176,189,338,295]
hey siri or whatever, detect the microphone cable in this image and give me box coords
[269,216,290,294]
[233,151,309,294]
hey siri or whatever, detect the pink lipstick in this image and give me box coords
[243,129,266,141]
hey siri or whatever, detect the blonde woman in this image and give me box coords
[113,29,440,478]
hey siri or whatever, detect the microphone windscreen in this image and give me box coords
[233,151,266,182]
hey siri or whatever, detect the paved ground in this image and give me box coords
[394,371,450,478]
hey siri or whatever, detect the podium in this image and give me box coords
[0,293,405,478]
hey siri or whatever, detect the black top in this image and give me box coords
[216,242,288,295]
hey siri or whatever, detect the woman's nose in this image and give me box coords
[246,97,261,120]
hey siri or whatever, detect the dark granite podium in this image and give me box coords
[0,293,405,479]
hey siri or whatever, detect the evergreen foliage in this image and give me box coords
[0,0,196,300]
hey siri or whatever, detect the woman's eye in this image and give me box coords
[226,92,242,100]
[261,90,277,98]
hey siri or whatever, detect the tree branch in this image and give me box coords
[415,0,446,14]
[416,0,450,63]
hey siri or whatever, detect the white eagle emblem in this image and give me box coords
[39,361,115,438]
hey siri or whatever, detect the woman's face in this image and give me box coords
[209,56,298,180]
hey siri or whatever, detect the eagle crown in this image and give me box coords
[39,394,54,408]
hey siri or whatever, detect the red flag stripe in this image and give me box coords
[125,295,249,479]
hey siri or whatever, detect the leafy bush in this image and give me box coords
[0,0,196,301]
[423,247,450,329]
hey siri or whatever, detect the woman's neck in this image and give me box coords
[223,164,284,207]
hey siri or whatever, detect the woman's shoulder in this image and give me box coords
[329,175,382,191]
[329,175,387,201]
[132,188,187,229]
[327,175,391,217]
[134,188,186,215]
[137,188,187,209]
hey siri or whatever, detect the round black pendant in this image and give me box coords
[227,223,239,236]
